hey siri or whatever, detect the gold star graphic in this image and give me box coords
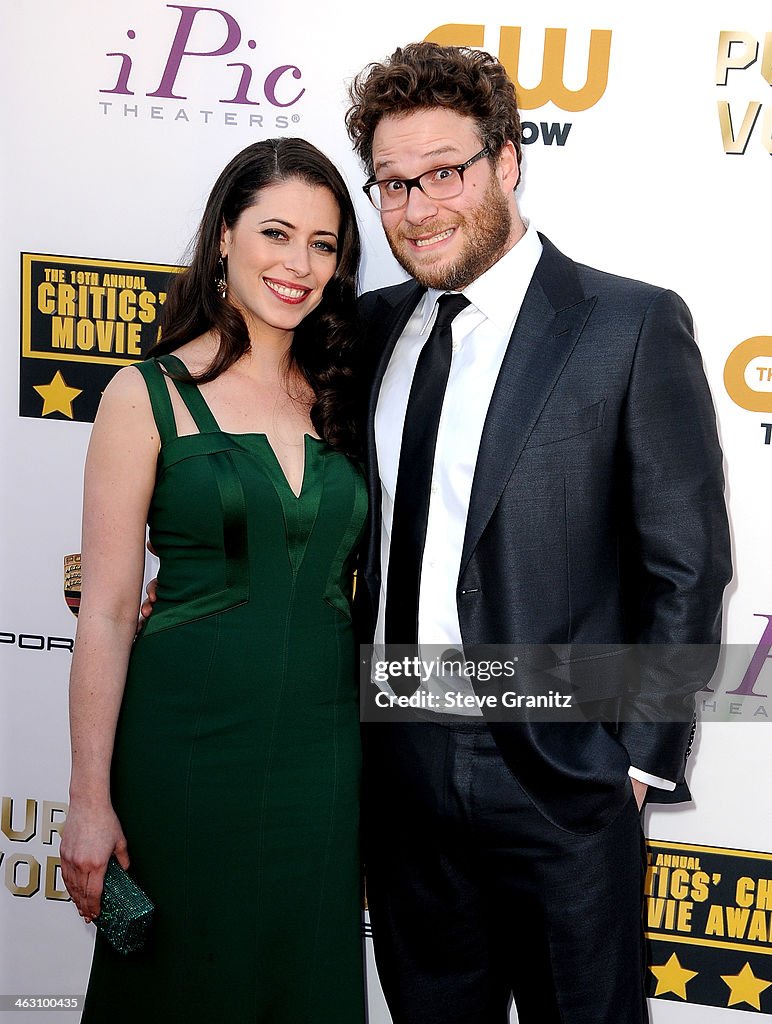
[33,370,82,418]
[721,961,772,1010]
[649,952,698,999]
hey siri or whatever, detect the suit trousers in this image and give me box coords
[363,718,648,1024]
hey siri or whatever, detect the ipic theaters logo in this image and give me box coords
[425,24,612,147]
[645,840,772,1013]
[698,615,772,725]
[99,5,305,130]
[723,334,772,446]
[20,253,180,424]
[715,31,771,154]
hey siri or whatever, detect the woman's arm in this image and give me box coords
[59,365,160,922]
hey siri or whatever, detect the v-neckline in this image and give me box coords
[229,432,324,501]
[159,353,323,499]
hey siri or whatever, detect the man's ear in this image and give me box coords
[497,141,520,192]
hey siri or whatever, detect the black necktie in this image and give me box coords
[384,292,470,647]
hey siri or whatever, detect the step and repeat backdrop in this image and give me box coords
[1,1,770,1021]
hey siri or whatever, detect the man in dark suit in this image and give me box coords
[345,42,731,1023]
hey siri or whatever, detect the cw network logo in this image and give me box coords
[425,23,612,147]
[98,4,305,131]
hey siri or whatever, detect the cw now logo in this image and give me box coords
[426,24,612,147]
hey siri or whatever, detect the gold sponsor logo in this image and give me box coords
[0,797,70,901]
[715,31,772,155]
[724,336,772,413]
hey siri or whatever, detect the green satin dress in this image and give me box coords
[81,354,367,1023]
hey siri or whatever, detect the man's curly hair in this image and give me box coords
[345,42,522,179]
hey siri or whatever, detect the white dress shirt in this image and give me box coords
[373,222,674,791]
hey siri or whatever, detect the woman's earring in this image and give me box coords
[215,255,227,298]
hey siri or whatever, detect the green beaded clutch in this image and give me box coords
[95,857,154,954]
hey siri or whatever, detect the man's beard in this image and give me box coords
[384,178,513,291]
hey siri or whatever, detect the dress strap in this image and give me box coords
[156,354,221,435]
[133,358,178,446]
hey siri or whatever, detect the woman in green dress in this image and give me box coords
[60,138,367,1023]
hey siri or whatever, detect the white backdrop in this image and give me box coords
[1,1,771,1020]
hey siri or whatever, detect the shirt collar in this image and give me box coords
[419,220,543,333]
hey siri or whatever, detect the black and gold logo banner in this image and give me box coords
[19,253,181,423]
[646,839,772,1013]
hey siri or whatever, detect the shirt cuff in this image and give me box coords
[628,766,676,791]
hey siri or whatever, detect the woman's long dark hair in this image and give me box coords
[148,137,362,455]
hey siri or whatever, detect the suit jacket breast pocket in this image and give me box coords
[525,400,606,448]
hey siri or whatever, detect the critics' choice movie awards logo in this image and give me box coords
[715,30,772,154]
[99,4,305,130]
[425,23,612,147]
[723,333,772,446]
[19,253,180,424]
[645,840,772,1013]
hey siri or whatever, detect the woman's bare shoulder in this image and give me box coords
[92,365,157,437]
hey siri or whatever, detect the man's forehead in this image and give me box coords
[372,111,479,174]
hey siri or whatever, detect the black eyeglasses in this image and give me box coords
[363,147,491,211]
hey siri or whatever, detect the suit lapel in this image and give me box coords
[460,237,597,576]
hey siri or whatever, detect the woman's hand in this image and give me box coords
[60,803,129,923]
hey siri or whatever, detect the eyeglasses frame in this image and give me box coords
[362,146,492,210]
